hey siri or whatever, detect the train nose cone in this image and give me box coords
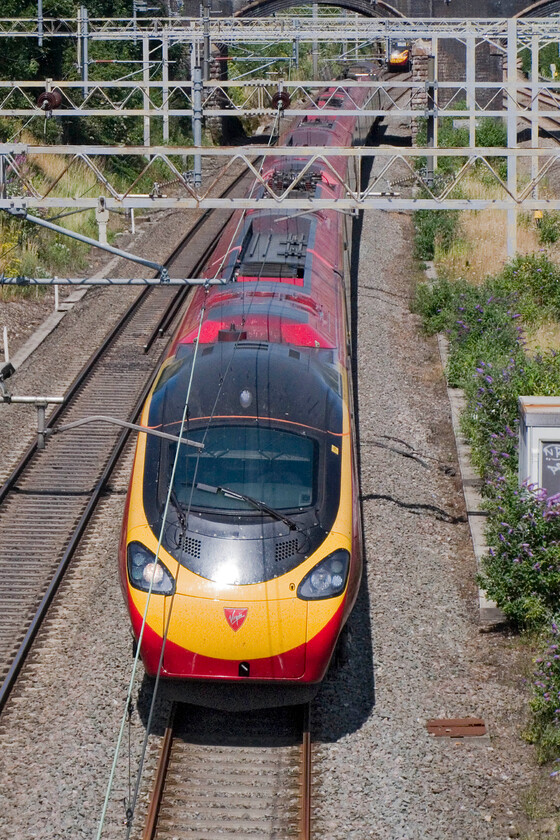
[162,594,308,679]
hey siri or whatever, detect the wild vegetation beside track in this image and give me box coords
[414,182,560,763]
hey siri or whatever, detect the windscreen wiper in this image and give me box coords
[169,487,187,529]
[195,482,298,531]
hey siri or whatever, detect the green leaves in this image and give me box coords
[415,256,560,630]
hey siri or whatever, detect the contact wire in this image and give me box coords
[95,291,208,840]
[97,108,283,840]
[124,143,273,825]
[122,119,286,828]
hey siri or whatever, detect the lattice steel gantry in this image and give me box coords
[1,13,560,277]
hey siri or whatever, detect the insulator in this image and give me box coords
[271,91,291,111]
[36,89,63,111]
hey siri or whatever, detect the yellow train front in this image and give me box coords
[119,334,361,701]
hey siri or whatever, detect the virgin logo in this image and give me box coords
[224,607,248,631]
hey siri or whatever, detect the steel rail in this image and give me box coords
[517,85,560,140]
[0,285,150,508]
[0,162,252,503]
[301,704,312,840]
[0,358,164,714]
[141,704,177,840]
[140,702,311,839]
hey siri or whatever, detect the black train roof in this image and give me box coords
[148,341,342,436]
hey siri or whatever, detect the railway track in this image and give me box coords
[142,703,312,840]
[517,84,560,137]
[0,167,253,713]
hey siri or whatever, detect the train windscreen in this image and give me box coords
[166,425,317,512]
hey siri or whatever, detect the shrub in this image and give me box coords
[462,353,560,482]
[415,228,560,765]
[415,256,560,628]
[444,294,522,390]
[538,212,560,245]
[481,486,560,628]
[494,254,560,325]
[476,117,507,148]
[527,620,560,762]
[413,210,460,260]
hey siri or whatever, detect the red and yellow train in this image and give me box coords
[119,72,375,705]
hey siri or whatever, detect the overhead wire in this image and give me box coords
[96,106,284,839]
[100,71,372,835]
[95,285,209,840]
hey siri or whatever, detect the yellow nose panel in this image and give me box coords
[165,594,308,661]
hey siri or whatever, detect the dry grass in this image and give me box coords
[22,129,112,235]
[434,175,556,283]
[525,320,560,353]
[433,173,560,352]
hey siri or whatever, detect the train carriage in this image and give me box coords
[119,71,375,706]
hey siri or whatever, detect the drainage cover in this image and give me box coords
[426,718,487,737]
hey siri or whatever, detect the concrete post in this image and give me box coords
[0,154,5,200]
[96,197,109,245]
[79,6,89,99]
[312,3,318,79]
[191,48,203,188]
[37,0,43,47]
[202,0,211,82]
[531,33,539,201]
[466,32,476,149]
[426,55,435,186]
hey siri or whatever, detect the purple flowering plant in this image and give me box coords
[415,261,560,628]
[527,619,560,761]
[482,482,560,627]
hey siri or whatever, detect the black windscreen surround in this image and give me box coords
[141,342,345,584]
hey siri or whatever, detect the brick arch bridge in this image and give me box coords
[516,0,560,14]
[235,0,402,16]
[187,0,560,18]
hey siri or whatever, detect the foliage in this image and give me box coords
[461,354,560,482]
[414,256,560,630]
[415,110,507,186]
[412,114,509,259]
[0,2,178,282]
[538,212,560,245]
[482,485,560,628]
[413,210,460,261]
[493,254,560,326]
[527,620,560,762]
[476,117,507,148]
[475,117,507,182]
[0,1,73,81]
[520,42,560,79]
[0,219,22,276]
[443,294,522,391]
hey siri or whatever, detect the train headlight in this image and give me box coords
[297,549,350,600]
[127,542,175,596]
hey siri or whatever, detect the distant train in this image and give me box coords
[119,68,377,706]
[387,40,411,72]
